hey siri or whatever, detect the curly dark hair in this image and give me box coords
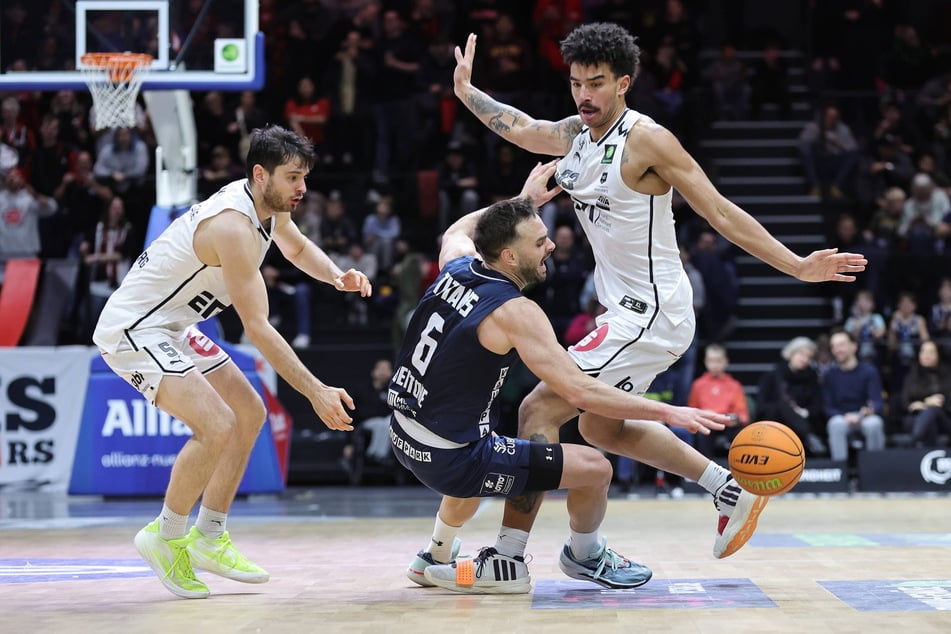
[474,197,537,262]
[560,22,640,82]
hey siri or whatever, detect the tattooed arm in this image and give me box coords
[454,33,579,156]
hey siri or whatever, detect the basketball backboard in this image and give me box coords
[0,0,262,91]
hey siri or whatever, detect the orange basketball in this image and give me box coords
[728,421,805,496]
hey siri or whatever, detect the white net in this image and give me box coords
[80,53,153,130]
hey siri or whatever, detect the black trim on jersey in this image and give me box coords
[124,265,210,343]
[143,346,194,375]
[595,109,631,146]
[201,357,231,375]
[243,181,254,202]
[646,195,660,329]
[574,326,646,374]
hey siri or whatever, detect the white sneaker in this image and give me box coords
[424,547,531,594]
[712,476,769,558]
[406,537,461,587]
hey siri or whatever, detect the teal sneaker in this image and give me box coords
[406,537,462,586]
[187,528,270,583]
[134,520,209,599]
[558,538,652,589]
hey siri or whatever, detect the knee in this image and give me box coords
[578,416,613,448]
[238,395,268,436]
[827,416,846,433]
[518,392,559,440]
[573,447,613,490]
[202,407,238,450]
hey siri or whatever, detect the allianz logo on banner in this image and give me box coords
[101,399,192,437]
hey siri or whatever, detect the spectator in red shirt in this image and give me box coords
[688,343,749,457]
[284,76,331,154]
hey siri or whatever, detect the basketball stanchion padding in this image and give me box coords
[80,52,153,130]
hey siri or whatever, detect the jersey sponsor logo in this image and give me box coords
[601,144,616,164]
[187,290,227,319]
[187,331,221,357]
[492,436,516,455]
[135,251,148,269]
[556,169,580,191]
[600,172,608,184]
[481,472,515,496]
[619,295,648,314]
[569,323,609,352]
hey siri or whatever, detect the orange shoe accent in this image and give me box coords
[719,496,769,559]
[455,558,475,586]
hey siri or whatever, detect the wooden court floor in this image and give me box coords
[2,487,950,633]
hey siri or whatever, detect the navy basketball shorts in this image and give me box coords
[389,414,563,498]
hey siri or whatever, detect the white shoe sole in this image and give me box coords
[714,493,769,559]
[424,568,531,595]
[134,531,209,599]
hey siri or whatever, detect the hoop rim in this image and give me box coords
[80,52,154,71]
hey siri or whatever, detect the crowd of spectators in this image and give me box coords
[1,2,951,469]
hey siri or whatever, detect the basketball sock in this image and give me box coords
[494,526,530,559]
[426,513,460,563]
[195,505,228,540]
[568,529,601,561]
[698,461,732,496]
[158,504,189,540]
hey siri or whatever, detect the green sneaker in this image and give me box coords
[187,528,270,583]
[134,520,210,599]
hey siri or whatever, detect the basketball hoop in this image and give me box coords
[80,52,153,130]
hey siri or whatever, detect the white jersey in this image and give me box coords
[94,179,273,353]
[555,109,693,330]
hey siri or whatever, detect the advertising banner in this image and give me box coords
[858,448,951,492]
[0,347,92,491]
[70,344,284,495]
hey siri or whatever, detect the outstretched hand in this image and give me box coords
[796,248,867,283]
[519,160,562,207]
[334,268,373,296]
[666,407,729,435]
[310,384,355,432]
[453,33,477,92]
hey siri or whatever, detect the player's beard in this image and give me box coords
[518,258,548,287]
[262,180,296,214]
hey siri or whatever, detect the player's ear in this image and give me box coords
[617,74,631,96]
[251,163,267,185]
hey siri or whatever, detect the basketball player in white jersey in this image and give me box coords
[411,23,867,591]
[94,125,372,599]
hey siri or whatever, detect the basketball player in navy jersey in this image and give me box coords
[394,161,731,593]
[93,125,372,599]
[427,22,868,587]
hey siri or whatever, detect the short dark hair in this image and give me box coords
[474,197,537,262]
[560,22,640,82]
[246,125,316,179]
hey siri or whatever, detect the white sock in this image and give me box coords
[568,529,601,561]
[158,504,189,540]
[494,526,530,559]
[194,505,228,540]
[425,514,460,563]
[697,461,732,496]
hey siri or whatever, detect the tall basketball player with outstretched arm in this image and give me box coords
[94,125,372,599]
[415,23,867,592]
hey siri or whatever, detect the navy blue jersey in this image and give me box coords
[389,256,522,443]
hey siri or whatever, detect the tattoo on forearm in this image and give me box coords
[466,92,523,134]
[489,112,511,133]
